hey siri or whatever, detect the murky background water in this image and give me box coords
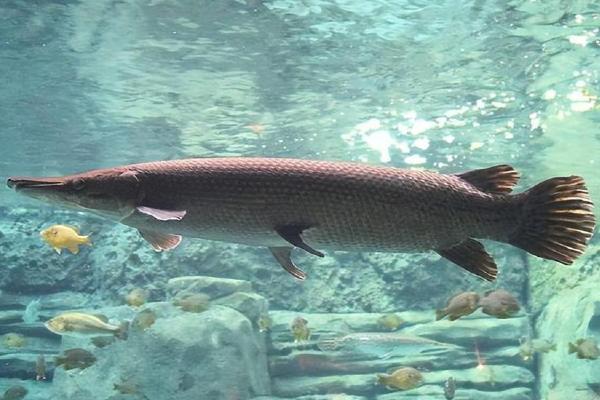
[0,1,599,399]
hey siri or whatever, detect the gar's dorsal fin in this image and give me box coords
[138,230,182,252]
[456,165,519,195]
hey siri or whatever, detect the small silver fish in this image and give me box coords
[444,376,456,399]
[35,354,46,381]
[318,333,457,359]
[45,312,127,338]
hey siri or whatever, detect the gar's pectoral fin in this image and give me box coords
[269,247,307,280]
[436,238,498,282]
[275,225,324,257]
[136,206,186,221]
[139,229,182,252]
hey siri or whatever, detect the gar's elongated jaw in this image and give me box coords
[7,176,71,205]
[7,169,140,218]
[7,177,66,190]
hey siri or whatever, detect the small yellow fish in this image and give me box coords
[173,293,210,313]
[2,333,26,348]
[55,348,97,371]
[45,312,127,339]
[377,367,423,391]
[568,338,599,360]
[125,288,148,307]
[40,224,91,254]
[35,354,46,381]
[436,292,480,321]
[291,316,310,342]
[377,313,404,331]
[131,309,157,331]
[257,314,272,333]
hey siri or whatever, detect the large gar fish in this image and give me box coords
[7,158,595,281]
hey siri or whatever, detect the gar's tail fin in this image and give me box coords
[510,176,595,264]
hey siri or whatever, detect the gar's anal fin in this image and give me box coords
[275,225,324,257]
[269,247,307,280]
[139,230,182,252]
[436,239,498,282]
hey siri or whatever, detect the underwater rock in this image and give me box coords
[268,311,528,347]
[254,396,367,400]
[528,241,600,314]
[536,279,600,400]
[269,346,522,377]
[400,316,528,347]
[167,275,253,299]
[271,365,533,397]
[52,305,270,399]
[214,292,268,323]
[376,386,533,399]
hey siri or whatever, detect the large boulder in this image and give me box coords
[536,279,600,400]
[51,304,270,400]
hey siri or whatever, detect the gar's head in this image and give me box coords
[7,168,140,218]
[44,316,67,334]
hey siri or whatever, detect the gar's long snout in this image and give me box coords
[7,177,65,190]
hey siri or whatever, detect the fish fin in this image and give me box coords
[568,342,577,354]
[435,309,446,321]
[136,206,187,221]
[115,321,129,340]
[448,314,460,321]
[436,239,498,281]
[54,247,62,255]
[81,235,92,246]
[509,176,595,265]
[93,314,109,323]
[139,230,182,252]
[550,344,557,351]
[269,247,307,280]
[67,244,80,255]
[456,164,520,194]
[275,225,324,257]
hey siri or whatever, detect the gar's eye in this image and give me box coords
[72,179,85,191]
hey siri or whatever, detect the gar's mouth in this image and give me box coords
[7,177,65,190]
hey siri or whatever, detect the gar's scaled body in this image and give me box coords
[7,158,595,281]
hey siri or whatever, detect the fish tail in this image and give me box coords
[80,235,92,246]
[115,321,129,340]
[435,309,446,321]
[375,374,387,386]
[568,342,577,354]
[509,176,595,264]
[550,343,557,352]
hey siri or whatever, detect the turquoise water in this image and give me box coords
[1,1,599,399]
